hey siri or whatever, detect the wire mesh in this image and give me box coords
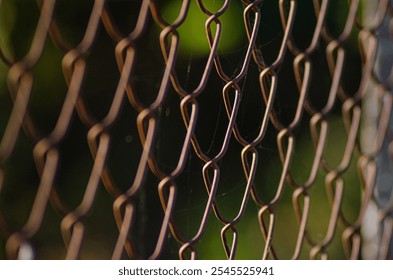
[0,0,393,260]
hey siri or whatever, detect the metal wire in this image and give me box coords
[0,0,392,259]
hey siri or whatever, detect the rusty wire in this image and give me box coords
[0,0,393,260]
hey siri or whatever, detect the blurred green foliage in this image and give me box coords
[160,0,245,56]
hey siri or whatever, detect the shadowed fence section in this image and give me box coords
[0,0,393,259]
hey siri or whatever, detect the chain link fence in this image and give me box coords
[1,0,393,260]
